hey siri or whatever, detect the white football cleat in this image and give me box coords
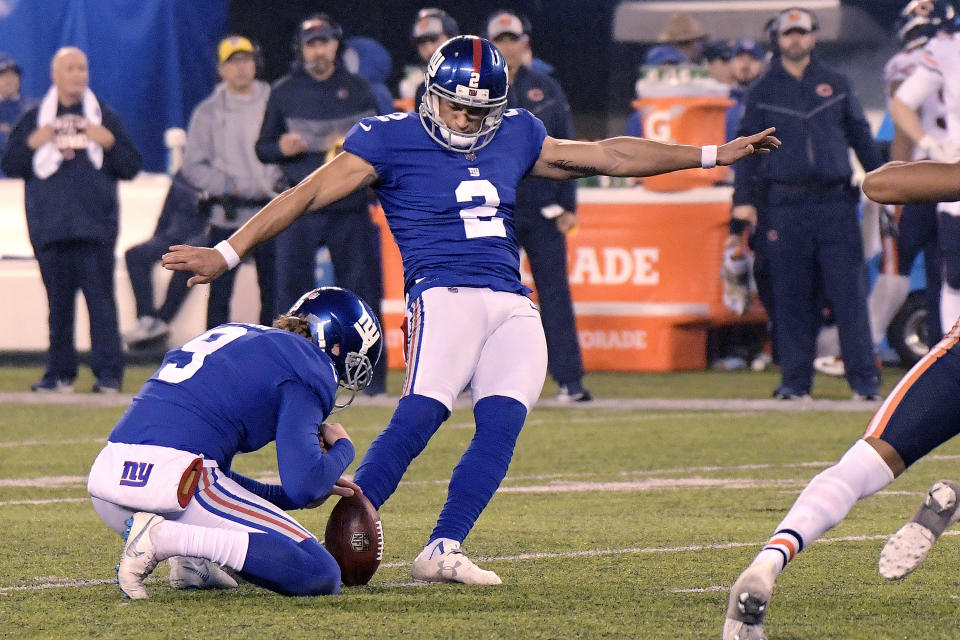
[723,561,776,640]
[118,512,164,599]
[879,480,960,580]
[124,316,169,347]
[411,541,502,585]
[168,556,238,590]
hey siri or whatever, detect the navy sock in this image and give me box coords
[354,394,449,509]
[430,395,527,543]
[240,533,340,596]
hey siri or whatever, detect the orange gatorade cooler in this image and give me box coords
[632,66,734,192]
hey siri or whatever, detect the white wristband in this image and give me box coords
[214,240,241,270]
[701,145,718,170]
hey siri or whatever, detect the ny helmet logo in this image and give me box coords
[354,308,381,353]
[120,461,154,487]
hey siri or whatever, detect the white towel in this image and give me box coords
[32,85,104,179]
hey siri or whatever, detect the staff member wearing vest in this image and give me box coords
[731,8,882,400]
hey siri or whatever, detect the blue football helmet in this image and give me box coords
[286,287,383,411]
[420,35,509,153]
[896,0,956,49]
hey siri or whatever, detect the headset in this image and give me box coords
[765,7,819,54]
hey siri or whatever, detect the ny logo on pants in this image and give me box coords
[119,461,154,487]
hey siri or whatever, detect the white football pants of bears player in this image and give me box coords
[401,286,548,411]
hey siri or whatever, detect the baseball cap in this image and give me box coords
[703,41,733,62]
[775,9,815,35]
[487,11,526,40]
[732,39,766,60]
[644,45,687,66]
[0,52,21,75]
[217,36,254,64]
[300,16,340,45]
[412,15,445,40]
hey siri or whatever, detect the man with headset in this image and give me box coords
[730,7,883,401]
[255,13,387,394]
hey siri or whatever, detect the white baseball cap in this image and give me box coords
[776,9,815,35]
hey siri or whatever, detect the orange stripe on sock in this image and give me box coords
[864,323,960,439]
[767,537,797,561]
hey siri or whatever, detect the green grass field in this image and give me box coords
[3,365,959,639]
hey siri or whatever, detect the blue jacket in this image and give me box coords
[733,55,882,207]
[1,99,141,249]
[508,65,576,218]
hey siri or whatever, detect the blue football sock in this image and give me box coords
[430,395,527,543]
[240,533,341,596]
[354,394,449,509]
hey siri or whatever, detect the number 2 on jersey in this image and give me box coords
[157,325,248,383]
[456,179,505,239]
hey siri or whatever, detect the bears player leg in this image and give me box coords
[724,326,960,639]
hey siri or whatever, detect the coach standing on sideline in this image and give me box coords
[731,8,882,400]
[256,14,386,394]
[2,47,141,393]
[485,10,591,402]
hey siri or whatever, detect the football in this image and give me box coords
[324,492,383,586]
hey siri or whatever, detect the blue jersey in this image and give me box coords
[109,324,339,472]
[343,109,547,299]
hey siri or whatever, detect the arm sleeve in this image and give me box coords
[181,104,232,196]
[101,108,142,179]
[0,109,37,178]
[844,86,883,173]
[895,65,943,111]
[274,381,355,508]
[255,90,288,164]
[224,469,299,511]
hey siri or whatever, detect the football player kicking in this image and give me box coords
[87,287,382,599]
[722,158,960,640]
[163,35,779,586]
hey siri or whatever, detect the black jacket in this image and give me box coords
[733,55,882,206]
[508,65,576,218]
[2,99,141,248]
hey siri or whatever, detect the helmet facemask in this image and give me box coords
[331,349,374,412]
[420,84,507,153]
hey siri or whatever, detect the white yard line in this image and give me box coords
[7,531,951,594]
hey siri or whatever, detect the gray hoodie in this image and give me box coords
[182,80,281,229]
